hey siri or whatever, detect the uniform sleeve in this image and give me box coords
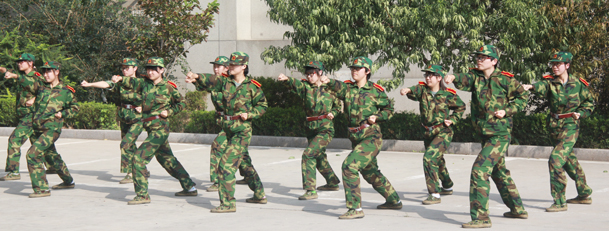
[505,77,530,117]
[406,85,423,101]
[286,77,306,98]
[103,80,116,91]
[248,86,268,120]
[327,79,349,100]
[167,87,185,117]
[577,84,595,119]
[373,90,394,122]
[330,93,342,116]
[531,80,549,99]
[61,91,79,119]
[453,72,475,92]
[448,94,466,124]
[194,73,224,92]
[120,76,144,92]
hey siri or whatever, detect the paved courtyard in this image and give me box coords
[1,136,608,230]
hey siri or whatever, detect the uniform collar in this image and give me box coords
[551,74,575,84]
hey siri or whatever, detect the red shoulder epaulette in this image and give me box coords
[373,83,385,92]
[468,67,477,70]
[418,81,426,85]
[168,81,177,89]
[344,80,354,84]
[34,72,42,77]
[446,88,457,95]
[66,85,75,93]
[542,75,554,79]
[221,73,229,77]
[579,78,589,87]
[500,71,514,77]
[301,78,308,82]
[251,79,262,88]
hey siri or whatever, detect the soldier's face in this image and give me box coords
[551,62,569,76]
[305,70,321,84]
[43,69,59,84]
[475,55,497,71]
[229,64,245,75]
[424,72,441,88]
[146,67,164,81]
[213,64,228,76]
[350,67,369,82]
[121,65,137,77]
[17,60,33,71]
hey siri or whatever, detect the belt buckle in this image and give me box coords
[553,113,559,120]
[427,126,433,132]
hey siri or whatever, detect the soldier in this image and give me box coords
[21,61,78,198]
[522,51,594,212]
[186,52,267,213]
[0,53,55,181]
[112,57,197,205]
[320,56,401,219]
[400,64,465,205]
[277,61,341,200]
[195,56,248,192]
[444,45,529,228]
[81,58,144,184]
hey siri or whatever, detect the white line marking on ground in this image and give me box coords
[55,140,98,146]
[173,147,206,153]
[70,158,118,166]
[264,159,301,166]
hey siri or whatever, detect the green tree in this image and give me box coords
[262,0,549,90]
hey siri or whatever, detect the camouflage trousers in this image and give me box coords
[423,128,454,194]
[5,114,34,173]
[217,124,265,207]
[119,120,144,173]
[210,129,246,184]
[26,127,73,193]
[132,119,195,199]
[470,134,525,221]
[343,125,400,209]
[549,124,592,205]
[302,127,339,190]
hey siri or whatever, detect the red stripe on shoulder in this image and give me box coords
[579,78,589,87]
[251,79,262,88]
[446,88,457,95]
[542,75,554,79]
[344,80,354,84]
[373,83,385,92]
[301,78,308,82]
[418,81,426,85]
[66,86,75,93]
[168,81,178,89]
[221,73,229,77]
[501,71,514,77]
[35,72,42,77]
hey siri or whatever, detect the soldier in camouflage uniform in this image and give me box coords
[320,56,401,219]
[112,57,197,205]
[197,56,248,192]
[21,61,78,198]
[400,64,465,205]
[277,61,341,200]
[522,52,594,212]
[186,52,267,213]
[81,58,144,184]
[445,45,529,228]
[0,53,55,181]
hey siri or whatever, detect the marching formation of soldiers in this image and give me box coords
[0,46,595,228]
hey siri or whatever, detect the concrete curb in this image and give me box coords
[1,127,607,161]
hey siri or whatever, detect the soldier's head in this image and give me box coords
[549,51,572,76]
[16,53,35,72]
[472,45,500,71]
[119,58,138,77]
[422,64,447,90]
[41,61,61,84]
[228,52,249,76]
[210,56,229,76]
[349,56,372,82]
[304,61,324,84]
[144,57,165,81]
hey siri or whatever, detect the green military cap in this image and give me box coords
[119,58,138,66]
[421,64,445,78]
[17,53,35,61]
[228,52,249,65]
[349,56,373,69]
[41,61,60,70]
[549,51,573,63]
[210,56,229,66]
[304,61,324,71]
[144,57,165,68]
[472,45,500,60]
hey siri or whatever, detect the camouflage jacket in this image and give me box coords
[193,74,267,124]
[453,68,529,136]
[286,77,341,119]
[31,81,79,130]
[531,74,594,126]
[104,78,142,123]
[195,73,230,123]
[119,76,184,118]
[11,70,44,117]
[327,79,393,127]
[407,82,466,133]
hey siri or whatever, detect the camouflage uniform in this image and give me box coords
[284,61,341,192]
[452,45,529,223]
[193,52,267,210]
[530,52,594,207]
[327,57,400,212]
[406,65,465,195]
[26,61,77,194]
[118,57,195,202]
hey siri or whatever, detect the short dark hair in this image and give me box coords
[365,68,371,80]
[244,65,249,76]
[305,67,322,76]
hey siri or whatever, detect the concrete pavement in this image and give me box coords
[1,136,608,230]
